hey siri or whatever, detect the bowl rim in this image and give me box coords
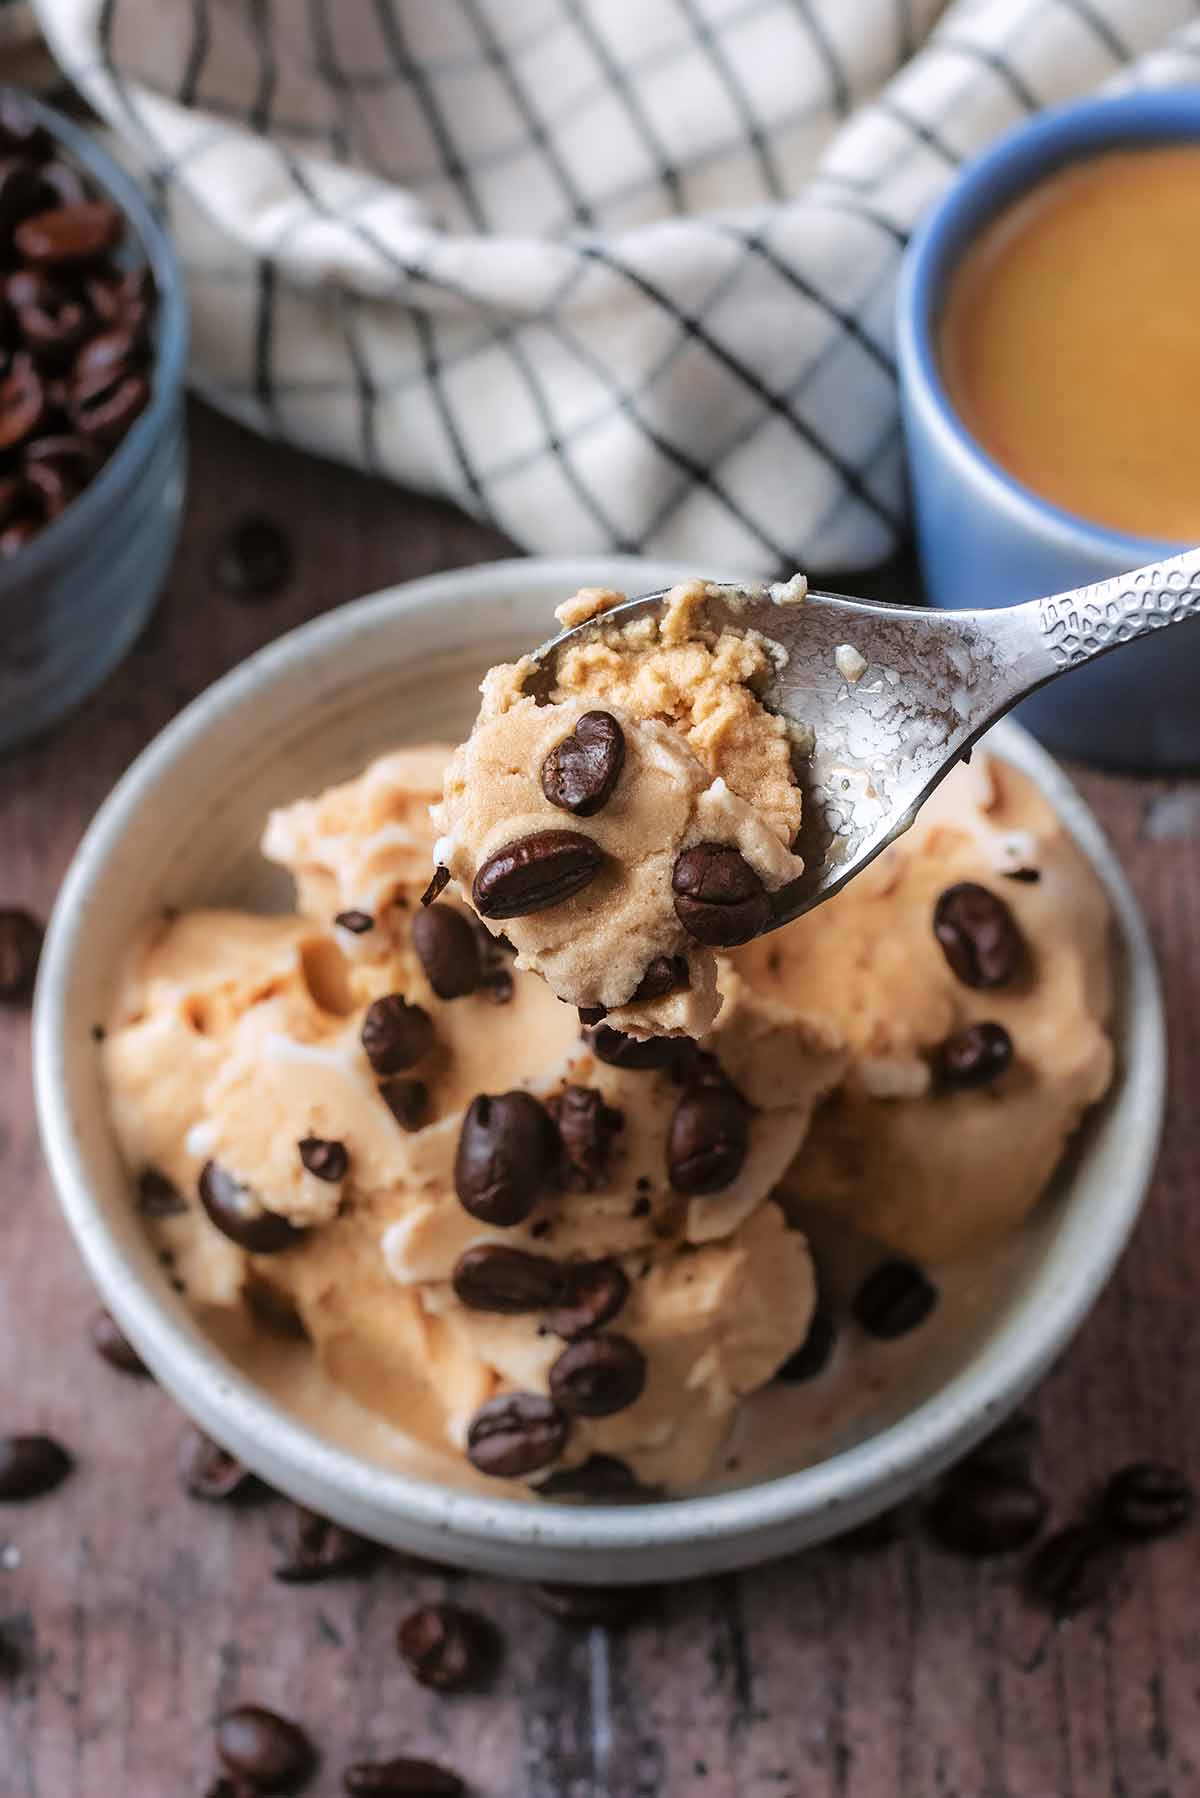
[896,88,1200,566]
[33,554,1165,1561]
[0,87,189,582]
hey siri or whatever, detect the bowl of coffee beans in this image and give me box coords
[0,89,187,749]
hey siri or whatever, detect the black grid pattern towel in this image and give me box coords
[29,0,1200,572]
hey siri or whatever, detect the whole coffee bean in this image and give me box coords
[775,1302,836,1383]
[69,364,150,444]
[631,955,690,1002]
[274,1506,378,1582]
[199,1161,304,1254]
[550,1334,646,1417]
[14,201,123,267]
[23,455,82,517]
[933,883,1025,989]
[0,357,44,452]
[378,1076,429,1133]
[585,1023,678,1071]
[473,829,604,919]
[962,1411,1038,1481]
[180,1428,261,1503]
[136,1164,187,1217]
[73,323,144,383]
[334,909,374,934]
[0,1434,72,1501]
[412,905,481,999]
[536,1453,645,1501]
[452,1244,565,1314]
[466,1392,569,1478]
[1102,1461,1194,1540]
[90,1309,149,1377]
[212,513,294,599]
[834,1507,911,1554]
[361,994,434,1075]
[927,1466,1048,1556]
[545,1258,630,1341]
[1025,1523,1122,1619]
[667,1079,749,1194]
[16,291,89,364]
[672,843,770,947]
[548,1084,623,1190]
[531,1581,656,1627]
[454,1091,559,1225]
[0,160,51,235]
[937,1020,1014,1089]
[397,1601,495,1691]
[541,710,626,816]
[298,1136,348,1183]
[853,1260,937,1339]
[216,1704,315,1792]
[420,865,450,907]
[344,1758,464,1797]
[40,157,90,210]
[0,906,42,1000]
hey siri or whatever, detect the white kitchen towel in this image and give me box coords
[26,0,1200,573]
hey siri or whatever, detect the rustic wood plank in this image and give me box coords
[0,401,1197,1797]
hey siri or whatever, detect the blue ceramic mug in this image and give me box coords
[896,90,1200,770]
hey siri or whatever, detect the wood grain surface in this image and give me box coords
[1,403,1197,1798]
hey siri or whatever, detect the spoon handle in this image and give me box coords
[1029,545,1200,676]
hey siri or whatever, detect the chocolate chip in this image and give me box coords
[179,1428,262,1503]
[274,1506,378,1582]
[136,1165,187,1217]
[852,1260,937,1339]
[933,883,1025,989]
[585,1024,678,1071]
[936,1021,1013,1089]
[14,201,122,267]
[550,1333,646,1417]
[344,1757,464,1796]
[672,843,770,947]
[361,994,434,1075]
[536,1454,646,1501]
[397,1602,496,1691]
[0,1434,72,1501]
[481,967,514,1005]
[89,1309,149,1377]
[1025,1523,1122,1619]
[530,1582,655,1627]
[667,1076,749,1194]
[298,1136,348,1182]
[541,710,626,816]
[472,829,604,919]
[548,1084,622,1190]
[454,1091,559,1225]
[216,1704,315,1792]
[212,514,293,599]
[1102,1461,1194,1540]
[775,1302,836,1382]
[199,1161,305,1254]
[466,1392,569,1478]
[544,1258,630,1341]
[334,909,374,935]
[420,866,450,907]
[0,907,42,1000]
[927,1466,1048,1555]
[412,905,482,999]
[452,1244,565,1314]
[378,1075,429,1132]
[631,955,690,1002]
[1003,866,1041,883]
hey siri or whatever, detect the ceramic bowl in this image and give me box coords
[33,556,1164,1583]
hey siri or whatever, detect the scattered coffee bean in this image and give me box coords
[199,1161,304,1254]
[397,1601,495,1691]
[775,1302,836,1383]
[274,1506,378,1582]
[412,905,481,999]
[89,1308,149,1377]
[530,1581,655,1627]
[481,967,514,1005]
[536,1454,645,1501]
[212,514,293,599]
[473,829,604,919]
[466,1392,569,1478]
[344,1757,464,1797]
[454,1090,559,1225]
[667,1076,749,1194]
[1102,1461,1194,1540]
[961,1411,1038,1481]
[550,1333,646,1417]
[1025,1523,1122,1619]
[672,843,770,947]
[541,710,626,816]
[0,1434,72,1501]
[179,1428,261,1503]
[361,995,434,1075]
[298,1136,348,1183]
[452,1244,565,1314]
[927,1466,1048,1556]
[853,1260,938,1339]
[216,1704,315,1792]
[378,1075,429,1132]
[933,883,1025,989]
[631,955,690,1002]
[936,1020,1014,1089]
[545,1258,630,1340]
[548,1084,623,1189]
[0,907,42,1000]
[420,866,450,907]
[135,1164,187,1217]
[585,1023,677,1071]
[334,909,374,934]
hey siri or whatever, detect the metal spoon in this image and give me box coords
[530,548,1200,926]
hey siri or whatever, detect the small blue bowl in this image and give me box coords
[897,91,1200,770]
[0,94,188,752]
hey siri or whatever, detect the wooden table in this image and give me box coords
[2,403,1197,1798]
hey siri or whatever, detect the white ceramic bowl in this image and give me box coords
[34,556,1164,1584]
